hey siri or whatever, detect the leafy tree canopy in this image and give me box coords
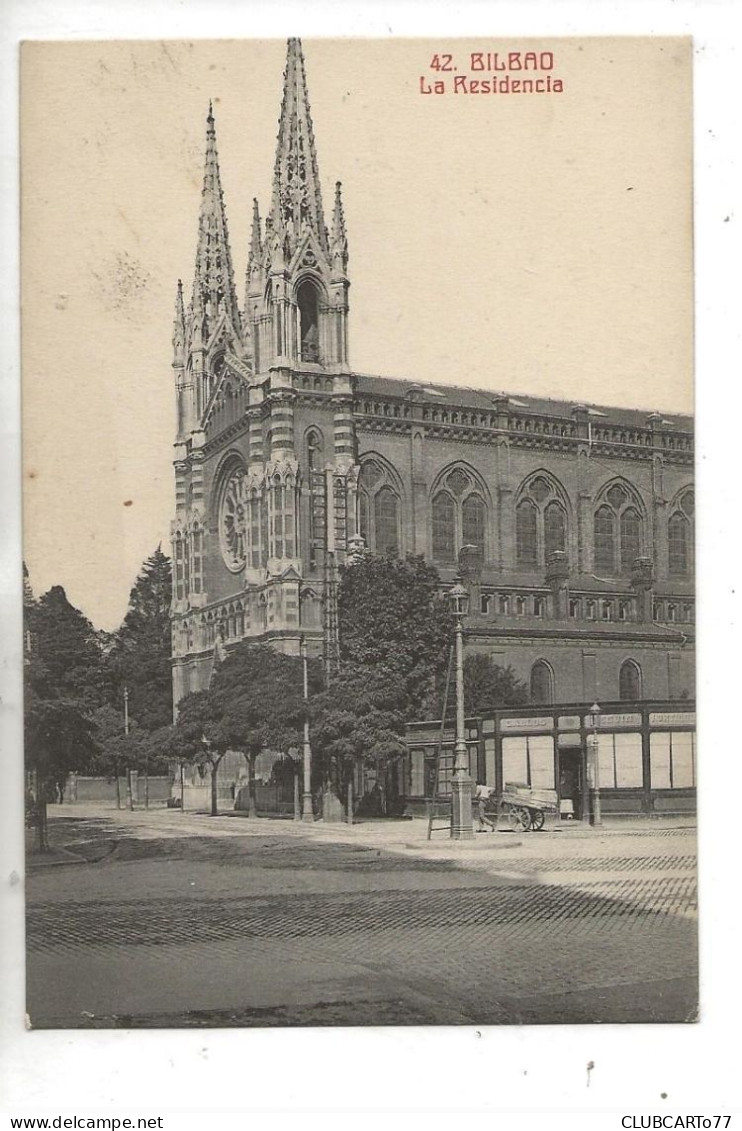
[27,585,103,708]
[108,548,173,731]
[310,663,407,785]
[337,553,453,718]
[463,653,528,717]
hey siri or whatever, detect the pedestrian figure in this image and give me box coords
[475,783,496,832]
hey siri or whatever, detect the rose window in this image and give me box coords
[219,467,247,571]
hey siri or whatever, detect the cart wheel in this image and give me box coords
[509,806,531,832]
[530,809,545,831]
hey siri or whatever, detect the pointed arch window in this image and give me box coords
[462,494,485,554]
[516,499,538,567]
[174,532,185,601]
[620,508,642,574]
[431,467,488,564]
[306,429,325,567]
[669,490,694,577]
[530,660,554,704]
[594,506,616,575]
[248,487,263,569]
[358,459,403,557]
[190,522,204,595]
[668,513,690,576]
[593,482,644,577]
[432,492,456,561]
[515,475,569,569]
[297,279,320,363]
[544,501,566,560]
[375,487,399,556]
[619,659,642,701]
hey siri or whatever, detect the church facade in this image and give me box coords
[170,42,695,756]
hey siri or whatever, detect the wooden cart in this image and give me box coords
[496,783,559,831]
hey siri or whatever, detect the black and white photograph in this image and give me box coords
[16,33,700,1034]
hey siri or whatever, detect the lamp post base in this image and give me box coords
[451,775,474,840]
[589,789,602,827]
[302,792,314,823]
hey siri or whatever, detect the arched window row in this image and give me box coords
[353,462,691,580]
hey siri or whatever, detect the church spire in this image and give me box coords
[192,102,241,340]
[267,38,328,259]
[172,278,186,364]
[330,181,349,275]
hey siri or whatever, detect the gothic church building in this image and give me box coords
[171,40,694,730]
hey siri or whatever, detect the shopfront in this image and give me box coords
[405,700,696,818]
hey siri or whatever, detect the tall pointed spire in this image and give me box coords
[172,279,186,364]
[330,181,349,275]
[268,38,328,258]
[192,102,241,340]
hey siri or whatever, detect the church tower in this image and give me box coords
[171,39,358,705]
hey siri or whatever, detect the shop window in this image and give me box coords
[650,731,696,789]
[598,731,643,788]
[502,734,555,789]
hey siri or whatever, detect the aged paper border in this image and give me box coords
[2,0,740,1120]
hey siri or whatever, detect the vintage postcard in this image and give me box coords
[20,35,696,1036]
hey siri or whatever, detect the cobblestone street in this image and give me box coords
[25,806,698,1028]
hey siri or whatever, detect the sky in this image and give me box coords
[21,37,693,631]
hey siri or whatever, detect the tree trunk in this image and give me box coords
[35,799,49,852]
[144,756,149,809]
[293,766,301,821]
[210,762,219,816]
[246,753,257,818]
[346,777,353,825]
[114,763,122,809]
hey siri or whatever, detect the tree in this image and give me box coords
[210,644,311,818]
[167,644,311,817]
[166,690,229,817]
[310,663,407,817]
[24,582,102,849]
[337,553,453,718]
[28,585,104,709]
[108,549,173,732]
[463,654,529,717]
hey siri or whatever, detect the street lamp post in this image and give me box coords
[588,701,602,827]
[123,685,134,811]
[300,635,314,823]
[449,575,474,840]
